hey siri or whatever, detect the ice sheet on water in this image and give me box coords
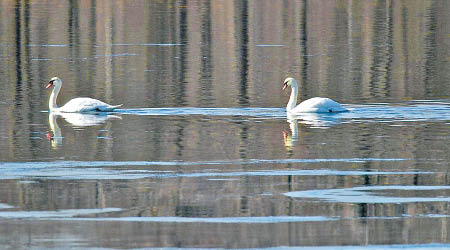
[0,208,121,219]
[48,215,336,223]
[0,159,427,180]
[0,203,14,209]
[285,185,450,203]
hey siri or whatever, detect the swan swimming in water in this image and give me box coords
[46,77,122,113]
[282,77,348,113]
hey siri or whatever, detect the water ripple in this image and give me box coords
[116,107,286,119]
[342,103,450,122]
[114,101,450,125]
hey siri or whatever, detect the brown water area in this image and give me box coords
[1,1,450,249]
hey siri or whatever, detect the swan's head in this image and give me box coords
[282,77,297,90]
[46,77,62,89]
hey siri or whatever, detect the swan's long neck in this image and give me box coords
[287,81,299,111]
[49,84,61,111]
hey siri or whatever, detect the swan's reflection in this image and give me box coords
[283,113,343,150]
[283,117,299,149]
[287,112,342,128]
[47,112,121,149]
[47,112,63,149]
[56,112,121,127]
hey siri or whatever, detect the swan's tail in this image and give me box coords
[102,104,123,111]
[111,104,123,109]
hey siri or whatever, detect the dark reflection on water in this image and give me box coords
[1,0,450,249]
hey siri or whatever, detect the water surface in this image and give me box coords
[1,1,450,249]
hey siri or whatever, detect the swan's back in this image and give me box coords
[59,98,122,112]
[290,97,348,113]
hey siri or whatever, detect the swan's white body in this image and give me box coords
[46,77,122,113]
[283,77,348,113]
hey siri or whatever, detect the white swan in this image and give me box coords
[282,77,348,113]
[46,77,122,113]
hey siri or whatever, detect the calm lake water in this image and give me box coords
[1,1,450,249]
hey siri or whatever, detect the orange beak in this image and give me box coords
[46,80,54,89]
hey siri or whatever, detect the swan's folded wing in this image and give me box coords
[291,97,348,113]
[59,98,113,112]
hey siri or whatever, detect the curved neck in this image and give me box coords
[49,84,61,111]
[287,81,298,111]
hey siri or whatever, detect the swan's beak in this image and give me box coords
[282,82,288,90]
[46,80,54,89]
